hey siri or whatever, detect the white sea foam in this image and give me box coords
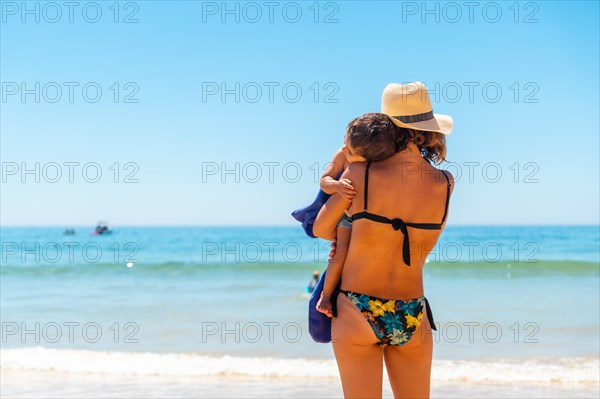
[0,347,338,379]
[1,347,598,386]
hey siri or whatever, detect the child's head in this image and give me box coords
[341,136,366,164]
[345,113,399,162]
[345,112,448,164]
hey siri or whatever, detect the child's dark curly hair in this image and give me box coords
[346,113,447,164]
[345,113,400,162]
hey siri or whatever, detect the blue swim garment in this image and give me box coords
[291,171,344,238]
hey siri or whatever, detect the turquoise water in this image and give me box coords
[1,225,598,265]
[1,226,599,367]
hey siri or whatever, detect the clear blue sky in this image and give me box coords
[1,1,598,226]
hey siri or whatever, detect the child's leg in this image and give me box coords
[316,223,352,317]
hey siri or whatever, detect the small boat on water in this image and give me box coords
[91,221,112,235]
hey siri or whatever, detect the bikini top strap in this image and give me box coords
[363,162,372,211]
[440,170,452,224]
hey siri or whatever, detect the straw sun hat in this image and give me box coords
[381,82,453,135]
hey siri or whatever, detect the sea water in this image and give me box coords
[1,226,599,396]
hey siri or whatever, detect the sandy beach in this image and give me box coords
[1,346,598,398]
[2,367,598,398]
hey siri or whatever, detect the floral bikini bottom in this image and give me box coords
[340,290,437,348]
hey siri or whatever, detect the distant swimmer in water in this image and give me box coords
[306,271,320,293]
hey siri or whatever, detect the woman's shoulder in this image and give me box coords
[436,168,455,195]
[414,162,455,195]
[439,168,454,184]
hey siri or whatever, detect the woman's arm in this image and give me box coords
[313,194,350,241]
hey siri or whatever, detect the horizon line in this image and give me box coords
[1,224,598,228]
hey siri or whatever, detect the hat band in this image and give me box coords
[393,110,434,124]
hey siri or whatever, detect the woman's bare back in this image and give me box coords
[341,153,454,299]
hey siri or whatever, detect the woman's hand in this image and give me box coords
[316,294,334,318]
[335,178,356,201]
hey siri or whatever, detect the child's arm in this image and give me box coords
[316,223,351,318]
[320,149,355,200]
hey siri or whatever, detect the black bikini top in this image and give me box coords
[350,161,452,266]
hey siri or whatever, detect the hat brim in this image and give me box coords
[386,113,454,135]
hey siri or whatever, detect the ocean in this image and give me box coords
[1,225,599,397]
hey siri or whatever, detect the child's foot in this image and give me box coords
[316,295,333,318]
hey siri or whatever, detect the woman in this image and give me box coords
[313,82,455,398]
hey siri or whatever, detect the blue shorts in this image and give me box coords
[336,213,353,229]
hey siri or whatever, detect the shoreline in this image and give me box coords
[2,368,599,399]
[2,347,599,381]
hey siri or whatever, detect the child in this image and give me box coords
[319,146,358,201]
[291,135,365,233]
[291,144,357,238]
[291,139,365,317]
[314,205,353,318]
